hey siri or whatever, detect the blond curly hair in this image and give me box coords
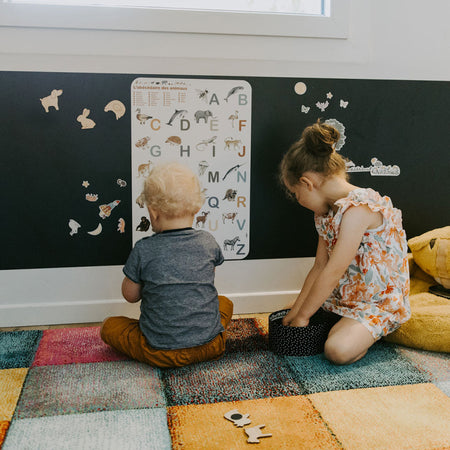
[143,162,204,218]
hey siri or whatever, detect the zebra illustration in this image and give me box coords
[223,236,240,250]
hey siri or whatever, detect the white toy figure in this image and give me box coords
[68,219,81,236]
[224,409,251,427]
[244,425,272,444]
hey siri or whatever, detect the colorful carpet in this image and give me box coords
[1,318,449,449]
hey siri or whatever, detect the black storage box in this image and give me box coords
[268,309,340,356]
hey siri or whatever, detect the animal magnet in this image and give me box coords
[315,101,329,112]
[224,410,251,427]
[244,425,272,444]
[301,105,310,114]
[117,218,126,234]
[104,100,126,120]
[68,219,81,236]
[40,89,63,113]
[77,108,96,129]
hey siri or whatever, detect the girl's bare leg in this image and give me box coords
[324,317,376,365]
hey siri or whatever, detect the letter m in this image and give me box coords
[208,171,220,183]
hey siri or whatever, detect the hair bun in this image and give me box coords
[302,120,340,157]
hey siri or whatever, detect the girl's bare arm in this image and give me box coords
[288,205,378,327]
[282,236,328,325]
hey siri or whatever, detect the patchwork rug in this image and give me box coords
[1,318,449,449]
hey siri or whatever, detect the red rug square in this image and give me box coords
[32,327,129,366]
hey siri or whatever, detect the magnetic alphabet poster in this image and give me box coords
[131,77,251,259]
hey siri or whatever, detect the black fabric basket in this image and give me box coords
[268,309,340,356]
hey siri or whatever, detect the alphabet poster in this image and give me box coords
[131,77,252,259]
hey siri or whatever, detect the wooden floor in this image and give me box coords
[0,314,269,332]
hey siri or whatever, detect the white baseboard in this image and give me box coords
[0,291,297,327]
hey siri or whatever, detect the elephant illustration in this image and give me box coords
[194,110,213,124]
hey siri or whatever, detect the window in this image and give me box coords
[0,0,349,38]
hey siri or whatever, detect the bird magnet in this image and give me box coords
[68,219,81,236]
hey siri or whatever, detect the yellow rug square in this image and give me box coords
[254,316,269,335]
[168,395,340,449]
[0,421,10,447]
[309,383,450,450]
[0,368,28,421]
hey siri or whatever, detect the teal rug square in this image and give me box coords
[14,360,165,418]
[0,330,42,369]
[3,408,171,450]
[283,341,431,394]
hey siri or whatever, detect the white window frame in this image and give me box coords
[0,0,349,38]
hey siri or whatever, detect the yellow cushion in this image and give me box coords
[408,226,450,289]
[384,257,450,352]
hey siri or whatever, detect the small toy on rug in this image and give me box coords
[244,425,272,444]
[384,226,450,352]
[224,409,251,427]
[268,309,339,356]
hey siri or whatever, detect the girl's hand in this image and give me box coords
[282,311,309,327]
[288,316,310,328]
[282,310,297,326]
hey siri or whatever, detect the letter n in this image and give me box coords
[237,171,247,183]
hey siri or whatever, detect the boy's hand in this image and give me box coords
[122,276,142,303]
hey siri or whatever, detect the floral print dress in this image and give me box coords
[314,188,411,339]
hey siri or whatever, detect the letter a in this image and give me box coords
[209,93,220,105]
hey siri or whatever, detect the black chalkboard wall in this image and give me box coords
[1,71,449,270]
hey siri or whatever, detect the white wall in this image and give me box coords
[1,0,449,326]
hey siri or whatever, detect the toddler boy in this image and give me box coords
[101,162,233,367]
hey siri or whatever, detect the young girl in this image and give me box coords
[279,120,410,365]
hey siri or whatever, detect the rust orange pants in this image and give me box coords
[100,295,233,368]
